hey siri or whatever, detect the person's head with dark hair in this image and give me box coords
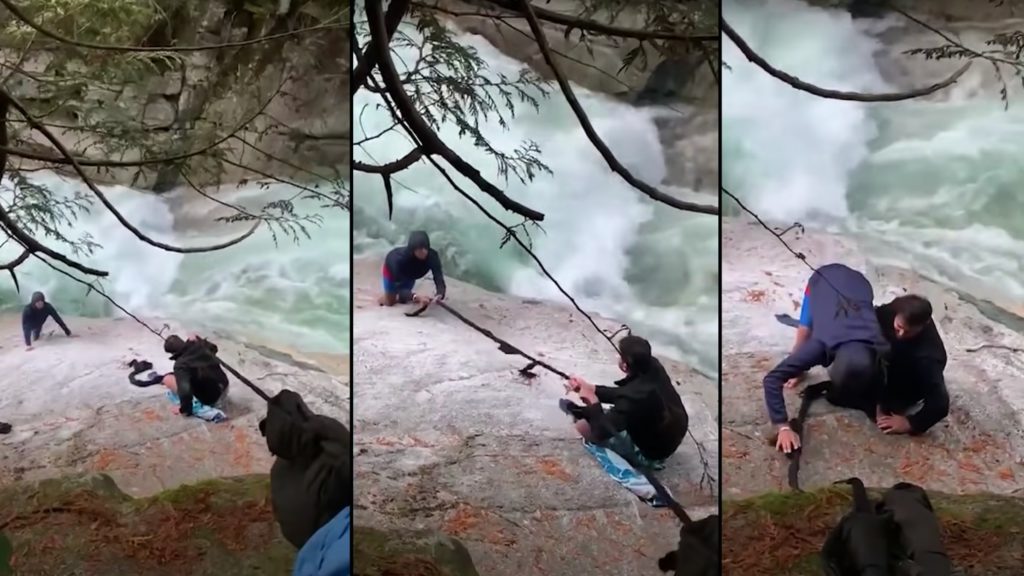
[164,334,186,355]
[890,294,932,340]
[30,291,45,309]
[618,335,653,375]
[407,230,430,260]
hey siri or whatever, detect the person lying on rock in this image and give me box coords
[872,294,949,436]
[22,291,72,351]
[161,334,229,417]
[260,389,350,576]
[377,230,447,307]
[563,335,689,467]
[765,263,890,454]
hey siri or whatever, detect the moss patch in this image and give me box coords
[723,486,1024,575]
[353,526,480,576]
[0,473,294,575]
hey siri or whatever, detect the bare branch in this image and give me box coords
[353,148,424,174]
[3,88,260,254]
[519,0,718,215]
[722,18,970,102]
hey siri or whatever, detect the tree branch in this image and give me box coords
[722,18,970,102]
[475,0,717,42]
[0,0,343,53]
[0,96,108,277]
[3,88,260,254]
[351,0,410,93]
[352,148,424,174]
[519,0,718,215]
[365,0,545,221]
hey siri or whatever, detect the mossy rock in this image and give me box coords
[0,473,295,575]
[353,526,480,576]
[723,485,1024,575]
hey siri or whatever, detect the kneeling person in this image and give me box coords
[378,231,446,306]
[874,295,949,435]
[566,335,688,467]
[162,334,229,416]
[764,263,890,453]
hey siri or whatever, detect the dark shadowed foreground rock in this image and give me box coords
[0,473,294,575]
[354,527,480,576]
[723,485,1024,575]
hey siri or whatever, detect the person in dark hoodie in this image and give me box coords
[766,263,890,454]
[873,294,949,435]
[22,291,72,350]
[563,335,688,466]
[161,334,229,417]
[378,231,447,306]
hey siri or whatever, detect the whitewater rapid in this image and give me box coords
[723,0,1024,309]
[353,25,719,375]
[0,171,349,354]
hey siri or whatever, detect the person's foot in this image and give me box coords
[0,422,12,434]
[558,398,585,419]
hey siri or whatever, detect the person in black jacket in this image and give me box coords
[161,334,229,416]
[873,295,949,435]
[564,335,688,465]
[378,231,447,307]
[22,291,72,350]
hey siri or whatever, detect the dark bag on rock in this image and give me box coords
[822,478,893,576]
[878,482,953,576]
[658,514,720,576]
[259,389,352,549]
[822,479,953,576]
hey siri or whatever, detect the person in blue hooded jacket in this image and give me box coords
[22,291,72,350]
[765,263,890,454]
[378,230,446,306]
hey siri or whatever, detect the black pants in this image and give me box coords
[825,344,884,418]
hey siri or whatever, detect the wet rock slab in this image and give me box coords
[352,257,718,575]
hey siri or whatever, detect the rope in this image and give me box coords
[427,300,693,521]
[785,381,830,491]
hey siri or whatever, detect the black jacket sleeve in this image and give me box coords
[428,250,446,297]
[582,385,631,443]
[906,359,950,435]
[45,303,71,335]
[20,307,32,346]
[174,367,195,416]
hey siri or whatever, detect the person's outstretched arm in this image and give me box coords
[45,303,71,336]
[763,339,827,425]
[428,251,447,299]
[20,307,32,347]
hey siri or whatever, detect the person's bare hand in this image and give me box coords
[784,372,806,389]
[776,426,801,454]
[567,375,585,393]
[578,383,598,405]
[878,414,912,435]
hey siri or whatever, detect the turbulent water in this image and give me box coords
[353,27,719,375]
[0,172,349,354]
[724,0,1024,308]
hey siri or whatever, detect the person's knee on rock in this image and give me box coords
[565,335,688,465]
[825,342,880,413]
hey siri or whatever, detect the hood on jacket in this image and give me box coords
[29,291,45,306]
[407,230,430,251]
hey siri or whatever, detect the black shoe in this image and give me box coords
[558,399,586,419]
[0,422,12,434]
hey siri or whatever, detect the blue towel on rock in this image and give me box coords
[582,437,673,508]
[165,390,227,423]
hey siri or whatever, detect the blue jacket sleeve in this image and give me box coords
[763,339,827,425]
[45,303,71,335]
[293,507,350,576]
[21,307,31,346]
[428,251,446,297]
